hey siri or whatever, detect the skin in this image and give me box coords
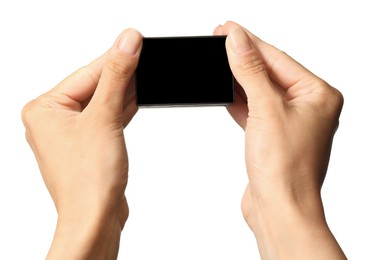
[22,28,142,259]
[22,21,346,259]
[216,21,346,259]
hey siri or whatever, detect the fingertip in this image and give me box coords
[213,24,224,35]
[117,28,143,40]
[225,26,275,103]
[116,28,143,55]
[88,28,142,115]
[223,21,240,30]
[223,20,237,27]
[227,27,253,55]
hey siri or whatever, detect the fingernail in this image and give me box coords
[229,28,252,54]
[118,29,141,55]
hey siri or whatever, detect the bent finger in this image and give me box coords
[223,21,315,89]
[87,29,142,118]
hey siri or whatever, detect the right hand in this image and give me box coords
[215,21,346,260]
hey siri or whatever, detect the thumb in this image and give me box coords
[226,27,277,106]
[87,28,142,117]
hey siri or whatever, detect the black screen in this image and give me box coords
[135,36,233,106]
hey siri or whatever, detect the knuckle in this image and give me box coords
[105,52,134,82]
[237,51,267,76]
[331,87,344,110]
[21,100,36,127]
[314,80,344,115]
[21,95,53,127]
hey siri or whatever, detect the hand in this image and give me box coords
[215,21,346,259]
[21,28,142,259]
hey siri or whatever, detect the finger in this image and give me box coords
[226,81,249,129]
[122,75,138,127]
[124,75,137,108]
[223,21,314,89]
[50,52,109,104]
[87,28,142,117]
[214,23,249,128]
[213,24,223,35]
[122,96,138,128]
[226,26,278,104]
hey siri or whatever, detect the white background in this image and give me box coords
[1,0,365,259]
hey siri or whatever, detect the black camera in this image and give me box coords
[135,36,233,107]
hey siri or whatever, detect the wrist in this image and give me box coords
[243,185,346,260]
[47,198,128,259]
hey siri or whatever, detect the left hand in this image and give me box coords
[22,28,142,259]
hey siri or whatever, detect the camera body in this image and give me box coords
[135,36,233,107]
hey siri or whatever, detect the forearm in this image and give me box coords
[245,188,346,260]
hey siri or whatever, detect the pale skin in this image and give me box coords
[22,21,346,259]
